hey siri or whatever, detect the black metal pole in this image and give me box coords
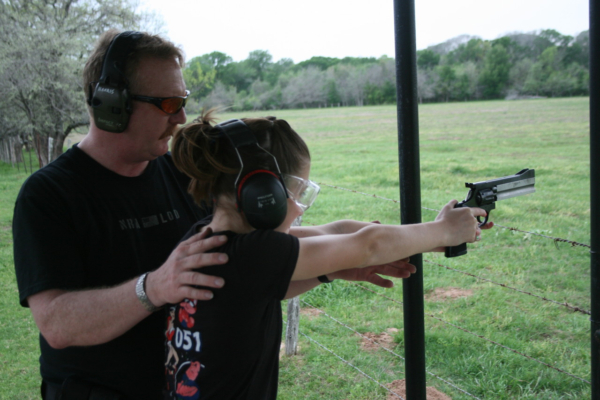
[590,0,600,398]
[393,1,426,399]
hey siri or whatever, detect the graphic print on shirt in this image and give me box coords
[165,301,204,400]
[174,361,203,400]
[165,308,179,369]
[119,208,182,230]
[178,298,197,329]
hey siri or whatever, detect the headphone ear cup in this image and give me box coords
[91,84,131,133]
[238,172,288,230]
[91,31,140,133]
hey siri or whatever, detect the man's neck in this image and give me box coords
[78,131,150,177]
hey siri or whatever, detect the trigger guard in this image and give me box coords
[477,214,489,228]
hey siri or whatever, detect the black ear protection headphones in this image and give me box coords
[213,119,289,230]
[87,31,143,133]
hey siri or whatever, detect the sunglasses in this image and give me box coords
[284,175,320,211]
[131,90,190,114]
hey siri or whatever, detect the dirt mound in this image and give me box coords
[426,287,473,302]
[299,307,323,319]
[386,379,452,400]
[359,328,399,351]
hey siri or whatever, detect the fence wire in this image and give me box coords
[296,180,591,396]
[303,218,590,316]
[318,182,591,250]
[300,300,483,400]
[424,259,591,315]
[282,320,406,400]
[349,282,591,385]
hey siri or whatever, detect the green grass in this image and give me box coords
[1,97,592,399]
[0,161,41,399]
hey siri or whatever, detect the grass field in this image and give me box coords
[0,97,591,399]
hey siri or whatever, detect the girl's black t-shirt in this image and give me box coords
[164,223,299,400]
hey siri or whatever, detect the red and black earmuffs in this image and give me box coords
[213,119,289,230]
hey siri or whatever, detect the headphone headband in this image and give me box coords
[99,31,143,88]
[214,119,257,148]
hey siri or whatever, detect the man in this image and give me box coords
[13,29,416,400]
[13,30,229,399]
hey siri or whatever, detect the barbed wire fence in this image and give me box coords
[284,182,591,399]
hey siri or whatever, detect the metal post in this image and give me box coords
[393,1,426,398]
[590,0,600,398]
[285,216,303,356]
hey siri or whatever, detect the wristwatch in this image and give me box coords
[135,272,161,313]
[318,275,334,283]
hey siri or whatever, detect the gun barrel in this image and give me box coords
[496,185,536,201]
[494,169,535,201]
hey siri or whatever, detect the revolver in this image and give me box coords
[445,168,536,258]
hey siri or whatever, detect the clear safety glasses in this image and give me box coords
[284,175,320,211]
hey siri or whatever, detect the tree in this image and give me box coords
[332,65,369,106]
[427,34,477,55]
[417,49,440,70]
[245,50,273,81]
[282,67,326,108]
[364,58,396,105]
[339,56,378,67]
[220,60,258,92]
[264,58,294,87]
[200,81,237,110]
[565,62,589,96]
[508,58,534,96]
[242,79,281,111]
[296,56,339,71]
[539,29,572,47]
[0,0,156,166]
[449,38,488,65]
[183,57,217,100]
[195,51,233,81]
[454,61,479,100]
[479,44,510,98]
[435,65,456,102]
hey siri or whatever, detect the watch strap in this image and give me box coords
[318,274,333,283]
[135,272,161,313]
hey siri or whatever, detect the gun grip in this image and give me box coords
[445,242,467,258]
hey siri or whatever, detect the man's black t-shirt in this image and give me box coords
[13,145,208,399]
[164,223,299,400]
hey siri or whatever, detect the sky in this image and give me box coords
[138,0,589,63]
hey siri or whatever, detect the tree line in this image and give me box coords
[188,29,589,112]
[0,0,589,167]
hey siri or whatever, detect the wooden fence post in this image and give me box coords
[285,296,300,356]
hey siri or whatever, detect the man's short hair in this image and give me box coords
[83,29,185,98]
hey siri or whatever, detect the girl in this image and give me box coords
[164,111,486,399]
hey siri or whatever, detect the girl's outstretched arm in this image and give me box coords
[292,200,486,281]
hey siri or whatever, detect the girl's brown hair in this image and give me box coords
[172,109,310,206]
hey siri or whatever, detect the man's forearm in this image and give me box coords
[28,279,153,349]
